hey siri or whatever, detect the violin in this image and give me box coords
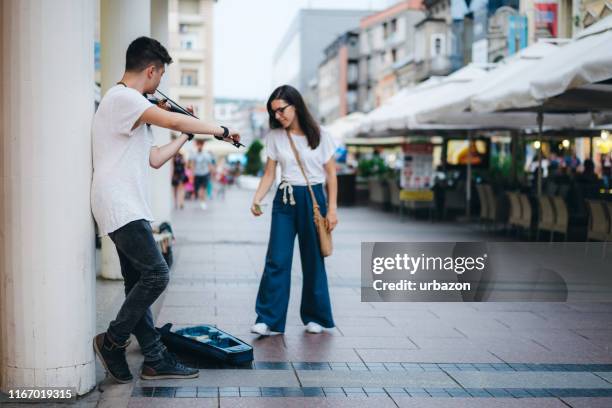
[147,88,244,148]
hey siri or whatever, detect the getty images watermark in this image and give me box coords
[361,242,612,302]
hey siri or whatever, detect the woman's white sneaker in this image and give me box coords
[305,322,324,334]
[250,323,282,336]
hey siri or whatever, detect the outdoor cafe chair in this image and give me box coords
[507,191,522,231]
[484,184,498,223]
[476,184,490,225]
[518,193,533,239]
[550,195,569,241]
[537,195,555,241]
[586,199,609,241]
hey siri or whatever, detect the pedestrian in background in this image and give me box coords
[190,139,215,210]
[250,85,338,336]
[172,150,188,210]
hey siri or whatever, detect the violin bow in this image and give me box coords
[154,88,245,148]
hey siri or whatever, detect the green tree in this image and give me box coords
[245,139,264,176]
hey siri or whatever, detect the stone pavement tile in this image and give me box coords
[250,334,286,348]
[163,292,216,307]
[470,303,574,313]
[392,397,568,408]
[284,335,417,350]
[561,397,612,407]
[567,303,612,313]
[128,398,217,407]
[450,320,516,332]
[165,285,214,294]
[253,348,291,361]
[588,338,612,353]
[356,347,502,363]
[456,328,581,343]
[448,371,612,389]
[202,314,260,325]
[369,302,436,311]
[488,349,608,364]
[337,325,409,337]
[529,337,608,355]
[407,337,478,349]
[573,329,612,341]
[333,316,395,328]
[481,312,552,329]
[330,306,385,317]
[526,313,612,330]
[219,396,398,407]
[483,341,551,356]
[376,310,439,320]
[523,328,594,343]
[297,370,456,388]
[593,371,612,383]
[156,306,216,322]
[137,370,299,388]
[397,325,468,339]
[284,347,362,362]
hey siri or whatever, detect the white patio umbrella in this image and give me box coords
[471,15,612,113]
[325,112,366,145]
[414,42,559,123]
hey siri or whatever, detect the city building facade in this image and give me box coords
[317,31,360,124]
[271,9,374,117]
[168,0,216,121]
[357,0,425,111]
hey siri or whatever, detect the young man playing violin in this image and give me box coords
[91,36,240,383]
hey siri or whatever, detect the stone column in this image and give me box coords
[0,0,97,395]
[99,0,152,279]
[150,0,173,224]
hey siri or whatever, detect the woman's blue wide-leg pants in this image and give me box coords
[255,183,335,333]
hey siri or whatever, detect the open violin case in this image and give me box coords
[157,323,253,365]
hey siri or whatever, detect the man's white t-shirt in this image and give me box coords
[265,128,336,186]
[91,85,155,236]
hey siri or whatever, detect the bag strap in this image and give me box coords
[285,129,320,210]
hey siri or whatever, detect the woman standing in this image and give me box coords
[171,151,188,209]
[250,85,338,336]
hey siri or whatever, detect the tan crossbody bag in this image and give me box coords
[285,130,333,257]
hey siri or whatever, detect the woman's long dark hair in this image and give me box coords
[267,85,321,149]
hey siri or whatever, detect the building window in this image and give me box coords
[391,48,397,62]
[391,18,398,34]
[431,34,445,57]
[179,24,188,33]
[181,69,198,86]
[181,39,194,50]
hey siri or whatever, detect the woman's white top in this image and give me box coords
[264,128,337,186]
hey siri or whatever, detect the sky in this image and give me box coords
[212,0,397,101]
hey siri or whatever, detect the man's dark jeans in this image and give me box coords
[107,219,169,362]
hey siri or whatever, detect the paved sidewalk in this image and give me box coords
[104,186,612,407]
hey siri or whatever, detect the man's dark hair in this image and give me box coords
[125,36,172,72]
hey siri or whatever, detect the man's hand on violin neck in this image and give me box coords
[155,99,172,111]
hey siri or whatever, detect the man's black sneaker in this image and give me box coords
[93,332,133,383]
[140,351,199,380]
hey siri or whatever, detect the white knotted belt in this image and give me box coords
[278,180,296,206]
